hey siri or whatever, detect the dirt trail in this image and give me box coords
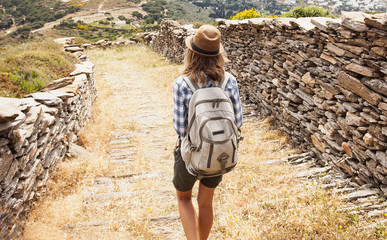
[98,0,108,11]
[67,48,184,238]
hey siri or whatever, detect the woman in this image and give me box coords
[172,24,243,240]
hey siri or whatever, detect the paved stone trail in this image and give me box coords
[105,69,183,238]
[67,60,186,238]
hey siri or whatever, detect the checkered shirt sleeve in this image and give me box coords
[225,74,243,129]
[173,77,192,137]
[173,73,243,138]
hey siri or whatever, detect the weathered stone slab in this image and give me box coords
[345,63,379,77]
[364,14,387,31]
[0,113,25,135]
[0,104,22,123]
[70,61,94,76]
[30,92,63,106]
[294,166,331,178]
[43,77,75,91]
[327,43,345,56]
[320,52,337,64]
[49,90,75,100]
[68,143,93,159]
[65,46,84,53]
[362,79,387,97]
[342,15,369,32]
[0,146,13,182]
[345,112,367,126]
[338,71,382,105]
[311,133,326,152]
[301,72,315,87]
[340,189,380,201]
[334,42,364,55]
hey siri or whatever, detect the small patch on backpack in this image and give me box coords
[212,130,224,135]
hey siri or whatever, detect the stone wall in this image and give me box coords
[0,38,97,239]
[145,13,387,195]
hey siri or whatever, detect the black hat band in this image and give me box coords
[190,38,219,56]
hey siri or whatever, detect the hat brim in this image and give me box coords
[185,35,224,57]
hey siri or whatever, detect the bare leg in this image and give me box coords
[197,183,216,240]
[176,189,199,240]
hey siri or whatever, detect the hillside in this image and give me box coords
[1,0,385,45]
[0,0,81,34]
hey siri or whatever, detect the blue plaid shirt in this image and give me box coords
[173,73,243,138]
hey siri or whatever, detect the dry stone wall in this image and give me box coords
[145,13,387,195]
[0,38,97,239]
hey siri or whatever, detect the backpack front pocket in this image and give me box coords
[193,138,237,174]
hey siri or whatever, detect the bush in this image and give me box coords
[145,17,154,24]
[9,70,44,94]
[98,20,109,25]
[118,15,126,21]
[132,11,143,19]
[230,8,263,20]
[282,5,330,18]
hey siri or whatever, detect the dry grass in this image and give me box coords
[22,45,385,240]
[212,118,384,239]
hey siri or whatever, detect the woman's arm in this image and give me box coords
[173,77,188,137]
[225,74,243,128]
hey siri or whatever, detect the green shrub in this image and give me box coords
[132,11,143,19]
[118,15,127,21]
[230,8,263,20]
[282,5,330,18]
[9,70,44,94]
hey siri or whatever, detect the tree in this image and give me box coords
[118,15,126,21]
[132,11,143,19]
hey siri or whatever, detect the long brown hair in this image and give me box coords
[183,48,228,84]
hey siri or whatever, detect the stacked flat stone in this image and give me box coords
[145,13,387,195]
[0,37,97,239]
[144,20,195,63]
[56,37,137,52]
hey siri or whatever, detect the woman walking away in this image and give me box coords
[172,25,243,240]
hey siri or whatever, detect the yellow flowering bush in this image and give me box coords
[230,8,263,20]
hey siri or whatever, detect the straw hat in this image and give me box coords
[185,25,224,57]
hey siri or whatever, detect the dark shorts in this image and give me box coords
[173,146,222,192]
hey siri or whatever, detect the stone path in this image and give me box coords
[64,64,185,238]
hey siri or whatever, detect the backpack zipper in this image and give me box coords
[231,139,236,163]
[207,143,214,168]
[194,99,231,109]
[186,99,233,140]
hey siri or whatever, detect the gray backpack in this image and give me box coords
[180,72,241,179]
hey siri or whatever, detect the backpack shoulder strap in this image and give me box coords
[219,72,230,90]
[183,76,200,93]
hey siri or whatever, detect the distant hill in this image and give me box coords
[162,0,385,21]
[1,0,385,45]
[278,0,386,13]
[0,0,80,37]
